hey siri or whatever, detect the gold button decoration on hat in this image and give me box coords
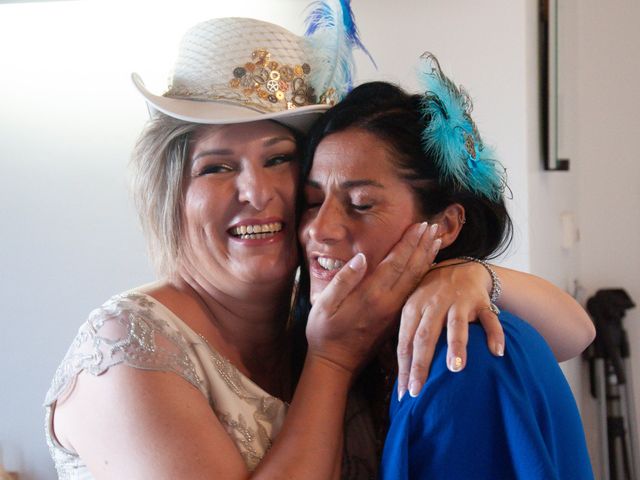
[252,49,269,61]
[319,87,337,105]
[240,75,255,88]
[279,66,294,82]
[266,80,279,93]
[230,48,316,110]
[253,68,270,84]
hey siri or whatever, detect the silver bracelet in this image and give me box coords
[459,256,502,304]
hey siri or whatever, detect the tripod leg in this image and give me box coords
[623,359,640,479]
[597,358,611,480]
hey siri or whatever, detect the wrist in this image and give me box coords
[305,352,357,387]
[458,256,501,303]
[430,257,501,303]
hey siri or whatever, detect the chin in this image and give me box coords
[243,260,298,286]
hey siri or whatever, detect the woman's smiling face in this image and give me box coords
[300,128,423,303]
[180,120,300,291]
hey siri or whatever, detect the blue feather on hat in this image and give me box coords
[418,53,506,201]
[304,0,376,102]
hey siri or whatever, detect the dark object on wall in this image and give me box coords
[540,0,570,171]
[585,288,639,480]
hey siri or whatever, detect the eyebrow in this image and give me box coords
[263,136,296,147]
[306,179,385,189]
[192,136,296,161]
[193,148,233,160]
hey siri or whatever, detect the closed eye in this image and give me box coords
[265,155,294,167]
[351,203,372,211]
[198,164,233,175]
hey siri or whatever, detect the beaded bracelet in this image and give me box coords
[459,256,502,303]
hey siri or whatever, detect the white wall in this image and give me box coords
[571,0,640,474]
[525,0,586,394]
[526,0,640,474]
[0,0,610,477]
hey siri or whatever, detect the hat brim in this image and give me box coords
[132,73,329,133]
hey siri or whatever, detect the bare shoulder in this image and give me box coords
[54,365,248,479]
[136,281,206,332]
[47,287,249,478]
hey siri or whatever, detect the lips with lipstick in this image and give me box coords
[229,222,283,240]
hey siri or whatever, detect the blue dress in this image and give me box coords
[381,311,593,480]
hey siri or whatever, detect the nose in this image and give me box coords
[237,163,274,210]
[305,197,347,245]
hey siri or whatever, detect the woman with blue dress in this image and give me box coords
[299,53,594,479]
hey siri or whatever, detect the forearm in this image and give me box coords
[494,266,595,361]
[252,354,350,480]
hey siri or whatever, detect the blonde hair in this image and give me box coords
[130,114,204,276]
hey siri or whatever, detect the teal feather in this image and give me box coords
[418,53,505,201]
[304,0,375,102]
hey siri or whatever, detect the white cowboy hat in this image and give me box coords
[132,16,341,132]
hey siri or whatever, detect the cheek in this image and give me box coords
[359,234,401,273]
[273,169,299,219]
[281,164,299,195]
[284,185,298,216]
[357,213,416,271]
[183,183,225,232]
[298,210,314,245]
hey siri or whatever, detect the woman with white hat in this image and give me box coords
[42,10,443,479]
[43,3,593,479]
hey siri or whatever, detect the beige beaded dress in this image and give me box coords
[44,292,288,479]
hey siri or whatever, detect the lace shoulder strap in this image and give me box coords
[45,292,204,405]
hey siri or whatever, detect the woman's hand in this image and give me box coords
[396,260,596,400]
[306,222,441,380]
[396,260,505,400]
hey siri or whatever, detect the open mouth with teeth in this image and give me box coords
[317,257,345,271]
[229,222,283,240]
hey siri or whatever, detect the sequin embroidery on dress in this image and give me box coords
[43,292,289,478]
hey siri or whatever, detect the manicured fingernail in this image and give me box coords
[398,385,407,401]
[418,222,429,237]
[432,238,442,254]
[448,356,464,372]
[495,343,504,357]
[409,380,422,397]
[430,223,439,237]
[348,252,366,270]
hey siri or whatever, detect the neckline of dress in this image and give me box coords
[123,290,290,407]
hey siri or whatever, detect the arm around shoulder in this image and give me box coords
[494,266,595,361]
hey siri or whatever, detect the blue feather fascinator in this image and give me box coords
[418,53,506,201]
[304,0,376,104]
